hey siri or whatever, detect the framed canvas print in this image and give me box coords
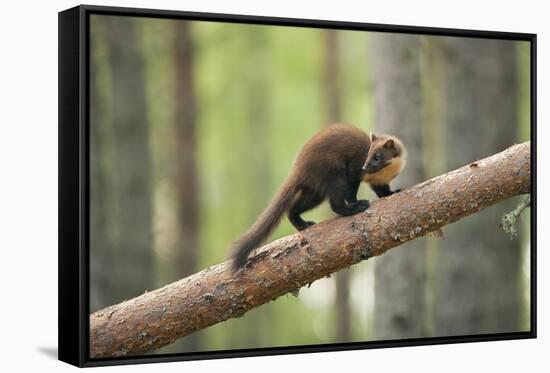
[58,4,536,367]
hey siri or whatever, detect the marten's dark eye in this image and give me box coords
[373,154,381,161]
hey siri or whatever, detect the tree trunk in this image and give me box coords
[241,26,273,347]
[171,19,201,351]
[433,38,522,335]
[104,16,154,304]
[324,30,342,123]
[323,29,351,342]
[370,33,428,339]
[89,17,114,312]
[90,142,530,357]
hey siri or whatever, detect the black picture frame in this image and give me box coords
[59,4,537,368]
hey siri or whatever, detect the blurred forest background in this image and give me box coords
[89,15,531,355]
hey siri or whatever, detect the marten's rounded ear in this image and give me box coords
[370,132,377,142]
[383,138,395,149]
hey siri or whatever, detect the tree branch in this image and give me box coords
[90,141,531,358]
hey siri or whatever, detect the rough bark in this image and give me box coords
[90,142,530,358]
[370,33,428,339]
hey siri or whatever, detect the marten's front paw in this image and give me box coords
[304,221,315,228]
[297,221,315,231]
[354,199,370,212]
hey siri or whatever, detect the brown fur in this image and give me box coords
[290,123,371,189]
[230,124,405,271]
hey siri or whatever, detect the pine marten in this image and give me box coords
[230,123,406,270]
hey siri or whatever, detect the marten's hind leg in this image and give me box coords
[288,189,324,231]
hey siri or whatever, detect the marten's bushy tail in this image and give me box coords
[230,178,297,271]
